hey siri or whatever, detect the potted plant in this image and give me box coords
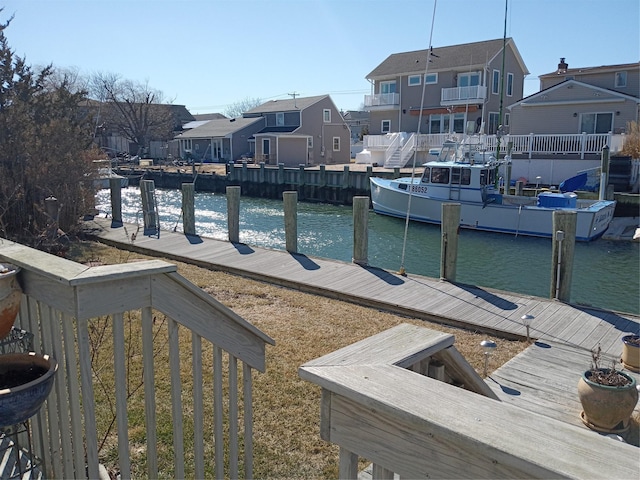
[0,263,22,339]
[577,346,639,433]
[621,334,640,372]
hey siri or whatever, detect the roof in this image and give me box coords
[245,95,329,114]
[175,117,263,139]
[366,38,529,79]
[539,61,640,78]
[182,120,213,130]
[193,113,227,121]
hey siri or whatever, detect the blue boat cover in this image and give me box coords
[559,172,588,193]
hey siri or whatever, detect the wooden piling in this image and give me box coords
[550,211,576,302]
[599,145,610,201]
[283,191,298,253]
[108,178,122,223]
[140,180,158,231]
[182,183,195,235]
[515,180,524,196]
[226,186,240,243]
[353,196,369,266]
[440,203,460,281]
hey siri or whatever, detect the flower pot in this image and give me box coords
[0,352,58,428]
[621,334,640,373]
[577,368,638,433]
[0,264,22,339]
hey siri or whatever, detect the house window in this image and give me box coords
[615,71,627,88]
[458,72,480,87]
[308,136,313,148]
[381,120,391,133]
[276,112,284,126]
[424,73,438,84]
[488,112,500,134]
[492,70,500,95]
[452,113,465,133]
[380,81,396,94]
[333,137,340,151]
[408,75,421,86]
[504,113,510,127]
[506,73,514,97]
[580,113,613,134]
[323,109,331,123]
[429,114,450,134]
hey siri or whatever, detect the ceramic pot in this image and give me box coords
[0,264,22,339]
[577,369,638,433]
[0,352,58,427]
[621,335,640,372]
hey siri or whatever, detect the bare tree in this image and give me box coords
[89,73,175,156]
[223,96,263,118]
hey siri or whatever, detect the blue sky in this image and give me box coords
[2,0,638,114]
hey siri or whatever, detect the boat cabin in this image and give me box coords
[417,160,498,203]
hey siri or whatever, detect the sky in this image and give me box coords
[1,0,638,115]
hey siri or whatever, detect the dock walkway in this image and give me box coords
[84,217,638,361]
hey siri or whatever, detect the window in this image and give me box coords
[452,113,465,134]
[424,73,438,84]
[381,120,391,133]
[307,136,313,148]
[488,112,500,134]
[430,167,450,184]
[451,167,471,185]
[421,167,430,183]
[504,112,510,127]
[276,112,284,126]
[408,75,421,86]
[615,71,627,88]
[492,70,500,95]
[580,113,613,134]
[380,81,396,94]
[506,73,514,97]
[429,114,450,134]
[458,72,480,87]
[333,137,340,151]
[323,109,331,123]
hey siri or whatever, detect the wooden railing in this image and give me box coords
[0,239,274,479]
[300,323,638,479]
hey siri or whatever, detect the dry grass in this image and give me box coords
[68,241,528,478]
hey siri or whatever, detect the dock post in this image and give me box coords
[550,211,576,302]
[352,196,369,266]
[298,165,306,187]
[182,183,195,235]
[440,203,460,281]
[365,165,373,192]
[226,185,240,243]
[342,165,350,189]
[393,167,400,179]
[140,180,158,232]
[283,191,298,253]
[515,180,524,196]
[599,145,610,200]
[108,178,122,223]
[277,164,285,185]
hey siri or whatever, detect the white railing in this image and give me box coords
[363,93,400,107]
[0,240,274,479]
[383,133,401,165]
[440,85,488,104]
[398,133,417,166]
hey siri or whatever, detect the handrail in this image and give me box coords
[0,239,273,479]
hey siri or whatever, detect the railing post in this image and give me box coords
[580,132,587,159]
[283,191,298,253]
[226,185,240,243]
[550,211,576,302]
[352,196,369,266]
[528,133,534,159]
[440,203,460,281]
[182,183,195,236]
[108,178,122,223]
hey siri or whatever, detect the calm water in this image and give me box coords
[96,187,640,315]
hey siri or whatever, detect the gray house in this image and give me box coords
[509,59,640,135]
[364,38,529,136]
[244,95,351,166]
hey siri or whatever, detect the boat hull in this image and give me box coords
[370,177,616,242]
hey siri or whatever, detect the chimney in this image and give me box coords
[557,57,568,74]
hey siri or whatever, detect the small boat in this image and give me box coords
[93,160,129,190]
[369,138,616,241]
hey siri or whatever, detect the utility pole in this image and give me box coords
[288,92,299,108]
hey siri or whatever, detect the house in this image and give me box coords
[243,95,351,166]
[174,116,265,163]
[508,59,640,135]
[364,38,529,136]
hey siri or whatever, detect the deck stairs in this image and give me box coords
[383,133,416,168]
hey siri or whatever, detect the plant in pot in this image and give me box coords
[621,333,640,373]
[577,346,639,434]
[0,263,22,339]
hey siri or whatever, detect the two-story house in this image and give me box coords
[508,59,640,135]
[244,95,351,167]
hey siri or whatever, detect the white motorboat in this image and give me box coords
[369,139,616,242]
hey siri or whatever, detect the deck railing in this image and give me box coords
[0,239,274,479]
[300,323,638,479]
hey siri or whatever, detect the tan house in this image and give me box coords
[244,95,351,166]
[364,38,529,136]
[508,59,640,135]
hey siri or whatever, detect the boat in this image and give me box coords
[93,160,129,190]
[369,138,616,241]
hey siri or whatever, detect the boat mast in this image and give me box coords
[495,0,509,187]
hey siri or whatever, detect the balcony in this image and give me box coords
[0,239,274,479]
[363,93,400,109]
[441,85,487,105]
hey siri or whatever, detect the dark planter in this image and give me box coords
[0,352,58,428]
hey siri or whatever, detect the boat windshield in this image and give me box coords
[437,143,458,163]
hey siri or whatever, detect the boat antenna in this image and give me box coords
[494,0,509,186]
[398,0,438,276]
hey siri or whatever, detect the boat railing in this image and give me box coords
[0,239,274,479]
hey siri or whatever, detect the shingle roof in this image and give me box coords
[366,38,527,79]
[539,61,640,78]
[245,95,328,114]
[175,117,263,138]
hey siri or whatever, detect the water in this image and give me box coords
[96,187,640,315]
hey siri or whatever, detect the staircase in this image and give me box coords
[383,133,416,168]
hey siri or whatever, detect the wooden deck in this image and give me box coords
[83,217,639,361]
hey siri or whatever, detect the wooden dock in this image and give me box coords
[83,217,639,361]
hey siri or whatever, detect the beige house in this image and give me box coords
[509,60,640,135]
[244,95,351,167]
